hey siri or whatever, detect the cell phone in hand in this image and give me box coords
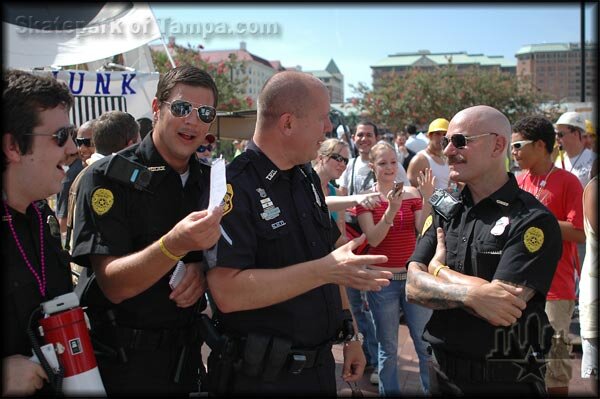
[393,182,404,195]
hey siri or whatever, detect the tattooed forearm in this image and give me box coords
[494,279,536,302]
[406,263,469,309]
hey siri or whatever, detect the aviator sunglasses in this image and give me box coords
[163,100,217,123]
[24,125,76,147]
[441,132,497,149]
[329,152,349,165]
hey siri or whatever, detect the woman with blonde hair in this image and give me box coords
[312,138,381,246]
[356,141,434,396]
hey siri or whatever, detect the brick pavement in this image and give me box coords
[199,313,596,396]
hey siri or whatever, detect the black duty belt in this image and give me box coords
[234,332,331,381]
[117,326,197,351]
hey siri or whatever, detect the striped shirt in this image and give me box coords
[356,197,422,269]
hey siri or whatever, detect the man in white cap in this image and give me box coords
[554,111,597,187]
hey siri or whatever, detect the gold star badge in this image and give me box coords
[91,188,114,216]
[523,227,544,253]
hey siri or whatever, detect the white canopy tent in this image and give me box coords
[2,3,162,70]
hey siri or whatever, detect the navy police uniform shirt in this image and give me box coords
[211,141,342,348]
[71,133,210,329]
[409,174,561,360]
[2,201,72,357]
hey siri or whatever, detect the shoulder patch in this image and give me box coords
[91,188,114,216]
[222,184,234,216]
[421,214,433,236]
[523,226,544,253]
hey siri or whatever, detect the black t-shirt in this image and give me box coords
[71,133,210,329]
[2,201,73,357]
[409,174,561,360]
[211,142,342,348]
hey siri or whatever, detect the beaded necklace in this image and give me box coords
[3,200,46,297]
[522,166,555,200]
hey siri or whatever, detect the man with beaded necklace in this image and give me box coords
[512,115,585,396]
[2,70,78,395]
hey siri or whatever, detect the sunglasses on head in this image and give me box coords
[24,125,76,147]
[511,140,533,150]
[329,152,349,165]
[75,137,92,147]
[163,100,217,123]
[441,132,498,149]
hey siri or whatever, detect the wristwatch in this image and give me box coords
[346,332,364,344]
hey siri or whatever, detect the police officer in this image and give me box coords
[71,66,223,395]
[206,71,392,395]
[2,70,77,395]
[406,105,562,395]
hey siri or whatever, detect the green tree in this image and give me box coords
[351,63,561,131]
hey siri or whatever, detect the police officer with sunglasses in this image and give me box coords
[407,105,561,395]
[70,66,223,395]
[2,70,77,395]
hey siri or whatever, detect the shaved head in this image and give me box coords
[449,105,511,141]
[257,71,328,126]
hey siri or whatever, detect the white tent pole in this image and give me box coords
[160,36,177,69]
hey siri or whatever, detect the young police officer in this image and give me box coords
[207,71,393,395]
[71,66,223,395]
[2,70,77,395]
[406,105,562,395]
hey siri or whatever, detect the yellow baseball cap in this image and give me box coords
[585,119,596,136]
[427,118,449,135]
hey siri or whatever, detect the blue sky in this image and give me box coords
[150,3,598,100]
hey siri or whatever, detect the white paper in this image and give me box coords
[169,261,186,290]
[209,157,227,211]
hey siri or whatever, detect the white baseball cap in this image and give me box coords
[555,111,586,131]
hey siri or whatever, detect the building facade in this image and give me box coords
[370,50,516,88]
[306,59,344,103]
[199,41,285,104]
[515,42,597,102]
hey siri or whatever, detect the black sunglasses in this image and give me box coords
[441,132,497,149]
[197,144,213,153]
[75,137,92,147]
[163,100,217,123]
[329,152,349,165]
[24,125,76,147]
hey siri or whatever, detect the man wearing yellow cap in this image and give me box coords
[407,118,451,190]
[583,119,597,153]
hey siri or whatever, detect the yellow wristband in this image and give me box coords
[158,236,184,261]
[433,264,449,278]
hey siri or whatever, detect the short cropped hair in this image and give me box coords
[355,119,379,137]
[156,65,219,108]
[513,115,555,154]
[257,71,324,124]
[93,111,139,155]
[3,69,73,164]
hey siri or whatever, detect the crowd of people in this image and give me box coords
[2,66,597,396]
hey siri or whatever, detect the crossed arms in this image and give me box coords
[406,227,536,327]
